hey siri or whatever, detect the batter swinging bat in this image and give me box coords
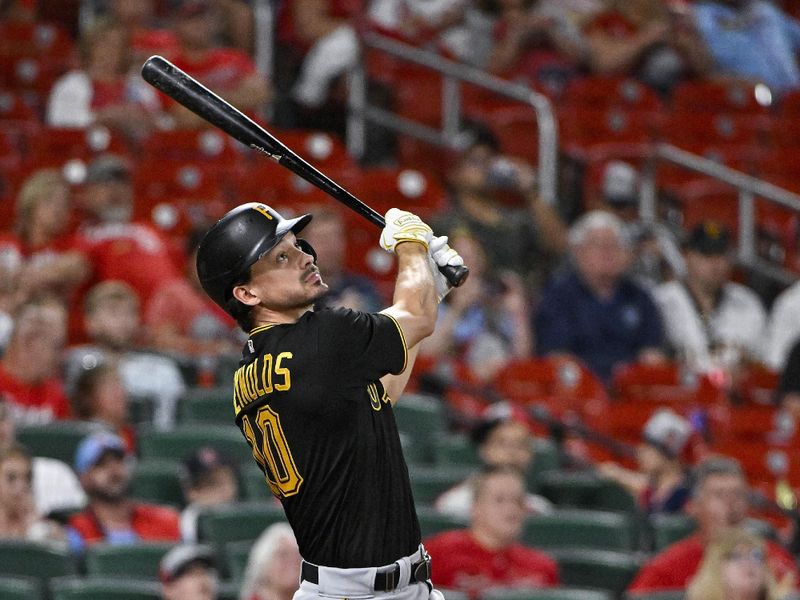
[140,55,469,288]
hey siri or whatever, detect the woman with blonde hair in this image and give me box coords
[239,522,301,600]
[687,528,793,600]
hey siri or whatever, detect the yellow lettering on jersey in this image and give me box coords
[233,353,293,417]
[368,383,381,411]
[275,352,292,391]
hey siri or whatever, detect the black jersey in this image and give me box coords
[232,307,421,568]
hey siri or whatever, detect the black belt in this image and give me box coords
[301,555,432,593]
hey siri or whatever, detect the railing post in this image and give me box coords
[442,75,461,146]
[640,151,658,222]
[529,93,558,206]
[346,49,368,160]
[738,190,756,264]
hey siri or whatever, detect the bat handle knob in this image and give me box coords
[440,264,470,288]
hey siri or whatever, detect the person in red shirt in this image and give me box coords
[628,456,800,594]
[66,431,180,553]
[168,0,269,128]
[74,154,205,315]
[0,297,71,425]
[424,465,559,599]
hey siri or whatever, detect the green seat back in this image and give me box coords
[50,577,161,600]
[138,425,252,465]
[408,465,474,506]
[483,587,613,600]
[551,549,642,596]
[179,386,234,424]
[225,539,254,582]
[131,461,184,507]
[394,394,446,464]
[536,471,637,513]
[435,434,479,467]
[625,591,686,600]
[17,421,105,464]
[242,464,273,500]
[523,509,636,551]
[415,506,469,539]
[650,514,695,551]
[0,541,76,582]
[197,502,286,551]
[435,589,470,600]
[0,575,43,600]
[85,543,175,578]
[528,438,560,486]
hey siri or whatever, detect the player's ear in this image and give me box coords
[232,285,261,306]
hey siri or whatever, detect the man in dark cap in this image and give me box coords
[653,221,766,374]
[160,543,218,600]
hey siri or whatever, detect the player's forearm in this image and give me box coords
[392,242,437,329]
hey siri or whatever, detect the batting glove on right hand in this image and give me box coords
[380,208,433,253]
[428,235,464,303]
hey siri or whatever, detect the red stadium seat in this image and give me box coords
[611,362,727,406]
[27,126,130,164]
[558,106,658,161]
[0,22,74,60]
[267,129,359,174]
[141,128,242,163]
[662,112,769,150]
[671,80,773,116]
[562,76,665,112]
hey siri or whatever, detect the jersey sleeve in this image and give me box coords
[316,308,407,383]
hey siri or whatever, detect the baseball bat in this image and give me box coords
[140,55,469,288]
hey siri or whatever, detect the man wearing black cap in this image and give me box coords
[653,221,766,373]
[160,543,218,600]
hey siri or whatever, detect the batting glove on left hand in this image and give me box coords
[428,235,464,303]
[380,208,433,253]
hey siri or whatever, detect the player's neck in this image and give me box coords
[252,305,312,327]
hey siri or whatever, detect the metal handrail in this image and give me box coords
[642,143,800,285]
[347,32,559,206]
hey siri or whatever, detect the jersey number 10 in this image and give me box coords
[241,406,304,498]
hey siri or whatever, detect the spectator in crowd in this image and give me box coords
[0,444,66,545]
[0,169,90,310]
[239,522,302,600]
[687,528,792,600]
[775,338,800,428]
[69,360,136,452]
[0,398,85,516]
[421,227,533,383]
[67,431,181,553]
[169,0,269,128]
[654,221,767,376]
[178,446,240,543]
[435,402,552,518]
[301,205,384,313]
[65,280,186,430]
[46,18,163,137]
[438,124,568,287]
[628,456,799,593]
[105,0,180,62]
[486,0,591,94]
[425,466,559,599]
[145,226,242,359]
[160,543,218,600]
[693,0,800,95]
[0,297,71,424]
[598,160,686,288]
[598,408,693,515]
[764,276,800,371]
[535,210,666,383]
[74,154,207,315]
[585,0,712,94]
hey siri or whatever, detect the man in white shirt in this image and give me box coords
[654,221,766,374]
[763,281,800,371]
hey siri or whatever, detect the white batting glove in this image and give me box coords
[428,235,464,303]
[380,208,433,253]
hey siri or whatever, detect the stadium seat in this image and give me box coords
[137,425,252,465]
[671,80,772,116]
[242,464,273,500]
[624,591,685,600]
[141,128,242,163]
[49,577,160,600]
[224,539,253,582]
[536,471,638,515]
[558,106,657,161]
[662,111,767,150]
[0,89,38,122]
[434,433,479,467]
[178,386,234,425]
[550,548,642,596]
[483,588,612,600]
[130,461,185,508]
[394,393,447,464]
[611,362,726,406]
[562,76,664,113]
[196,501,287,552]
[650,513,696,551]
[407,464,474,506]
[16,420,107,464]
[0,541,76,585]
[434,589,470,600]
[85,543,175,579]
[529,438,561,486]
[267,128,359,173]
[415,506,469,538]
[0,575,42,600]
[28,126,130,163]
[523,509,637,551]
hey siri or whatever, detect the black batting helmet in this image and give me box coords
[196,203,313,313]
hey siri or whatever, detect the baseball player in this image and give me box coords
[195,203,463,599]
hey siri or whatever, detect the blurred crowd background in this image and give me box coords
[3,0,800,599]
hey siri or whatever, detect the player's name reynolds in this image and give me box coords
[233,351,293,414]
